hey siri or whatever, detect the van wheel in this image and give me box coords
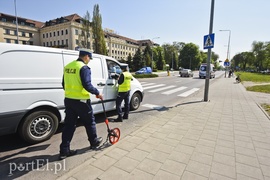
[130,92,141,111]
[19,111,59,144]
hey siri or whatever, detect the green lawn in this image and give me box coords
[236,72,270,93]
[235,72,270,82]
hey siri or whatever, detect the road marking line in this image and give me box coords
[178,88,200,97]
[141,83,156,87]
[162,86,187,95]
[148,85,176,92]
[143,84,165,90]
[142,104,164,110]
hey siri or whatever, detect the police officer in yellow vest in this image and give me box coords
[115,66,133,122]
[59,49,103,160]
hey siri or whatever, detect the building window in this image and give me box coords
[46,42,49,46]
[22,41,27,44]
[29,33,33,38]
[21,22,25,25]
[6,39,11,43]
[22,32,26,37]
[14,40,18,44]
[43,42,45,46]
[66,29,68,34]
[14,30,17,36]
[2,18,6,22]
[54,41,56,46]
[62,40,64,45]
[58,40,60,45]
[53,32,56,36]
[43,34,45,38]
[50,42,52,46]
[29,41,33,45]
[57,31,60,36]
[46,33,48,38]
[50,32,52,37]
[75,29,78,35]
[5,29,10,34]
[66,39,68,46]
[61,30,64,35]
[76,39,79,44]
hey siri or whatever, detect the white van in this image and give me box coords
[199,63,215,79]
[0,43,144,143]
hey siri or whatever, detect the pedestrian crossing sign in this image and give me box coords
[203,33,215,49]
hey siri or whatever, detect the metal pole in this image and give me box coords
[14,0,19,44]
[172,52,174,70]
[219,30,231,77]
[189,56,191,69]
[204,0,215,102]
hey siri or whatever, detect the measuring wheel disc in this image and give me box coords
[109,128,120,144]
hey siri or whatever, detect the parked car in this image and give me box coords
[179,69,193,77]
[135,67,152,74]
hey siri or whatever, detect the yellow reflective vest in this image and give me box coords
[64,60,90,100]
[118,72,132,92]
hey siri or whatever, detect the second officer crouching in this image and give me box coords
[115,66,133,122]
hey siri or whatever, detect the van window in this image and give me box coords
[200,66,206,71]
[106,59,121,78]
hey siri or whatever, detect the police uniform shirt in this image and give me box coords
[62,58,99,96]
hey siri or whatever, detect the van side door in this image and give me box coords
[105,59,121,111]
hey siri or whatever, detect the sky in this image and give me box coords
[1,0,270,62]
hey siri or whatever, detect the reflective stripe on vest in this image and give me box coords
[64,60,90,100]
[118,72,132,92]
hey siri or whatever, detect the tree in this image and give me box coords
[126,53,133,71]
[143,44,152,67]
[92,4,107,55]
[252,41,266,71]
[179,43,201,70]
[132,48,143,70]
[78,11,91,49]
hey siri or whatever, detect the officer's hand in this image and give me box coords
[96,94,103,100]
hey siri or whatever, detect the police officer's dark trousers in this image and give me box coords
[116,91,130,117]
[60,98,97,153]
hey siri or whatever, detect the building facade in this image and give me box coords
[0,12,158,61]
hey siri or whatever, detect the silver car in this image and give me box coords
[179,69,193,77]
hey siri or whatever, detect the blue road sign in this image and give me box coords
[203,33,215,49]
[224,61,230,66]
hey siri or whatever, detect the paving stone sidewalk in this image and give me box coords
[57,77,270,180]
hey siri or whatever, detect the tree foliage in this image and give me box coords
[92,4,107,55]
[132,48,143,70]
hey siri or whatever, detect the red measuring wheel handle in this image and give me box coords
[109,128,120,144]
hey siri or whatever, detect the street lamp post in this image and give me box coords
[151,37,160,70]
[219,29,231,77]
[189,56,192,69]
[14,0,19,43]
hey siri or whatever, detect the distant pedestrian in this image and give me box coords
[59,49,103,160]
[115,66,133,122]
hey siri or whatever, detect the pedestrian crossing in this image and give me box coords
[140,82,200,97]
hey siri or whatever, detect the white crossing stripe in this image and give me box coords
[142,104,164,110]
[178,88,200,97]
[143,84,165,90]
[162,86,187,95]
[142,83,156,87]
[148,85,176,92]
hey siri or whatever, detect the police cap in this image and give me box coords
[79,49,93,59]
